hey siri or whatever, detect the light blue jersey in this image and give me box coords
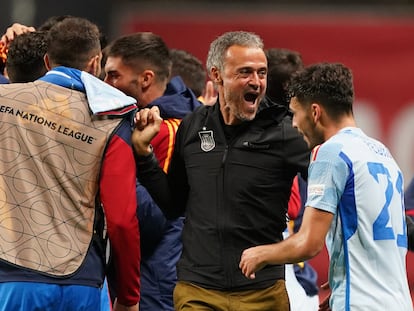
[306,127,412,311]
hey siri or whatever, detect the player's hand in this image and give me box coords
[132,106,162,156]
[113,298,139,311]
[318,281,331,311]
[200,80,217,106]
[239,245,269,279]
[0,23,35,45]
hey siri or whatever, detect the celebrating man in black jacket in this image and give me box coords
[132,31,309,311]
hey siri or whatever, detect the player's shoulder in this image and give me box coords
[311,141,344,163]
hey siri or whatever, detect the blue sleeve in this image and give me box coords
[306,142,348,214]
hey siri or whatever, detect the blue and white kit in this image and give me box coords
[306,127,412,311]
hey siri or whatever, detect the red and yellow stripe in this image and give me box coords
[162,118,181,173]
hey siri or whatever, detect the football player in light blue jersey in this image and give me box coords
[240,62,413,311]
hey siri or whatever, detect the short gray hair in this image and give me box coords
[206,31,264,72]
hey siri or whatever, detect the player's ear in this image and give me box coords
[85,54,101,76]
[140,70,155,88]
[311,103,321,122]
[44,54,52,71]
[210,67,223,86]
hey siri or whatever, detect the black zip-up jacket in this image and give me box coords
[136,98,310,291]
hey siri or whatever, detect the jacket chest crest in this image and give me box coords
[198,128,215,152]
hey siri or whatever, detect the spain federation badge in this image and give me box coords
[198,129,215,152]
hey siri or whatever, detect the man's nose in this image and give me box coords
[249,72,260,88]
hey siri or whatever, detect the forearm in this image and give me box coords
[108,222,140,305]
[135,152,179,219]
[240,206,331,279]
[265,233,321,265]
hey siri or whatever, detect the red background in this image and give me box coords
[120,11,414,181]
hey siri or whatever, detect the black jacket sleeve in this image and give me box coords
[135,152,181,219]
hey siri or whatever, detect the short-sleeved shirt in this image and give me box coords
[306,127,412,311]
